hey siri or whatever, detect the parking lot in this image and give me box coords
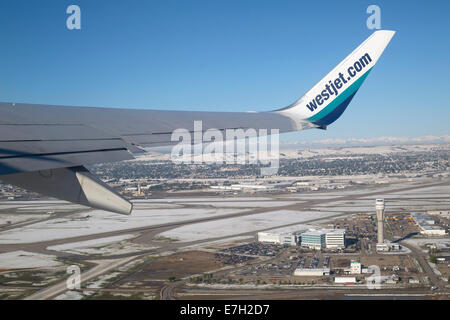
[220,242,285,257]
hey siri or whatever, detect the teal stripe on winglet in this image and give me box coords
[306,67,373,122]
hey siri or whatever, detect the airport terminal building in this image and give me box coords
[258,227,345,249]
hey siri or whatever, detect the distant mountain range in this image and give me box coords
[280,135,450,149]
[137,135,450,158]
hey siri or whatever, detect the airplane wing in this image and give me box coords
[0,30,395,214]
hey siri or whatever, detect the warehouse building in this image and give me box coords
[420,226,447,236]
[294,268,330,276]
[278,233,299,246]
[427,210,450,218]
[411,213,447,236]
[257,231,281,244]
[257,227,307,246]
[411,213,435,225]
[334,277,357,284]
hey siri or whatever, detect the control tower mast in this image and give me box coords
[375,199,385,244]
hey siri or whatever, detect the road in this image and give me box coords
[178,287,440,300]
[160,283,176,300]
[400,242,447,291]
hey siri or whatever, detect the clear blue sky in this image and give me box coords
[0,0,449,143]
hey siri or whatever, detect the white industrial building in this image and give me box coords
[420,226,447,236]
[411,213,435,225]
[257,227,307,246]
[257,232,281,244]
[411,213,447,236]
[294,268,330,276]
[334,277,357,284]
[427,210,450,218]
[325,229,346,249]
[350,260,362,274]
[376,243,404,252]
[210,184,274,191]
[376,243,390,251]
[279,233,299,246]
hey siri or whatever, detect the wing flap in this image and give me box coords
[0,124,134,174]
[0,149,133,175]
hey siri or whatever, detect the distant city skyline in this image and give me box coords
[0,0,449,143]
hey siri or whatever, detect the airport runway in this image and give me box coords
[1,179,449,299]
[3,180,449,256]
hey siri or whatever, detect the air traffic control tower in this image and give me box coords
[375,199,385,244]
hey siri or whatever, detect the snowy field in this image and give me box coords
[277,184,418,200]
[0,181,448,245]
[179,236,255,251]
[0,251,63,269]
[0,213,50,226]
[403,238,450,252]
[0,207,246,244]
[54,290,84,300]
[86,272,121,289]
[185,201,300,208]
[277,194,340,200]
[360,185,450,199]
[47,234,155,256]
[0,200,85,212]
[158,210,340,242]
[133,197,273,202]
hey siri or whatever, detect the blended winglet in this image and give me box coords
[277,30,395,128]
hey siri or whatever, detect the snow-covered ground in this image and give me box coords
[0,200,85,212]
[179,236,255,251]
[361,194,450,200]
[0,213,50,226]
[278,184,416,200]
[0,207,245,244]
[360,185,450,200]
[315,196,450,212]
[0,180,447,245]
[158,210,339,242]
[86,272,121,289]
[54,290,85,300]
[185,201,299,208]
[0,251,63,269]
[403,238,450,252]
[277,194,340,200]
[133,197,273,202]
[47,234,157,256]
